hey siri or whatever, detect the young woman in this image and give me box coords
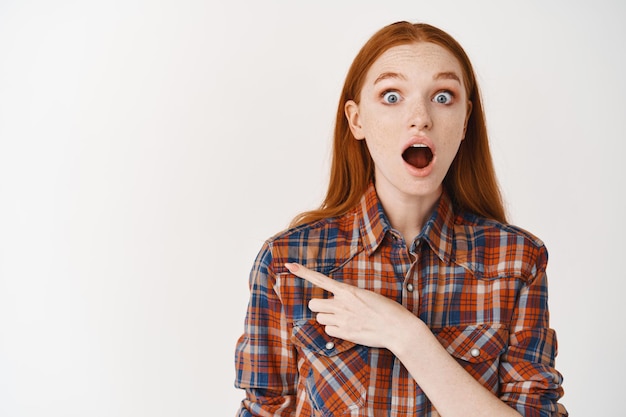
[234,21,567,417]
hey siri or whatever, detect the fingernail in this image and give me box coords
[285,262,299,272]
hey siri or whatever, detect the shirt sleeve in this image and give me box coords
[234,242,298,416]
[499,244,568,417]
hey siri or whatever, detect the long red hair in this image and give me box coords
[291,21,507,227]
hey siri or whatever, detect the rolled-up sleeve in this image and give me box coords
[234,242,297,417]
[499,245,567,417]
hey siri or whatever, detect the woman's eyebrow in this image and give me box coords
[374,72,406,84]
[434,71,461,83]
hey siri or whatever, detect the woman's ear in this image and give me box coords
[344,100,365,140]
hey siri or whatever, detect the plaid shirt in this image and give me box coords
[235,184,566,416]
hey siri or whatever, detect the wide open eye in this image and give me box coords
[382,91,401,104]
[433,91,453,104]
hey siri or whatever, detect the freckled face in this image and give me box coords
[345,42,471,205]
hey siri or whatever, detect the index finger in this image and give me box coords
[284,262,342,294]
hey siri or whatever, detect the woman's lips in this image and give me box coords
[402,144,433,169]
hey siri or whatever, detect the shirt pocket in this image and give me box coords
[292,319,369,416]
[434,323,508,393]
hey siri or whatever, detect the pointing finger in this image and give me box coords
[285,262,342,294]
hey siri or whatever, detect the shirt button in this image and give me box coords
[406,283,414,292]
[470,348,480,358]
[325,341,335,350]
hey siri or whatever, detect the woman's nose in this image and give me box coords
[408,99,432,130]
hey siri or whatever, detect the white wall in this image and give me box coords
[0,0,623,415]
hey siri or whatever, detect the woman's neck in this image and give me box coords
[376,185,441,243]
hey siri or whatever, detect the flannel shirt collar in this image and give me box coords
[357,183,391,256]
[418,191,455,264]
[357,182,456,264]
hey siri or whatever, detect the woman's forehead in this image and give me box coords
[370,43,463,75]
[364,42,465,87]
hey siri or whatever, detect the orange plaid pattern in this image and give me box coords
[235,184,566,416]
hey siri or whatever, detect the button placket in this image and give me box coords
[402,260,419,315]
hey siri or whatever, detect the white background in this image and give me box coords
[0,1,624,415]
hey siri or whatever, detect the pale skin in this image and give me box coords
[284,42,523,417]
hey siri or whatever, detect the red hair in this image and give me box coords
[292,21,507,226]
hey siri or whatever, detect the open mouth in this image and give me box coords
[402,144,433,169]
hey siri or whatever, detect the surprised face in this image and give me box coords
[345,42,471,207]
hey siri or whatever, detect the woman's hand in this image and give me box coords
[285,262,417,349]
